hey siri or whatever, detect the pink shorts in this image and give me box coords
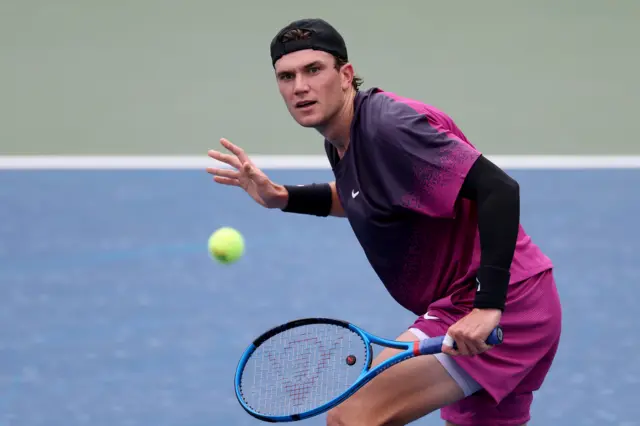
[409,269,562,426]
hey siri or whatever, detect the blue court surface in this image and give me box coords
[1,168,639,425]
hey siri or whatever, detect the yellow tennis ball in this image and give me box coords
[208,227,244,264]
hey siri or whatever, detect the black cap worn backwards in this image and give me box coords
[270,18,348,67]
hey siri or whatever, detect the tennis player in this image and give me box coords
[207,18,562,426]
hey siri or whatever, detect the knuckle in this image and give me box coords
[456,332,470,341]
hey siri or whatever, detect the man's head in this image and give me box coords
[269,19,363,130]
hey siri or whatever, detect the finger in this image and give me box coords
[206,167,240,179]
[466,335,492,356]
[213,176,241,186]
[483,344,495,353]
[220,138,251,164]
[441,334,459,356]
[467,330,493,355]
[442,346,459,356]
[471,341,491,355]
[449,332,474,356]
[208,150,242,169]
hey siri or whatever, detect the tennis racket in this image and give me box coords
[234,317,503,422]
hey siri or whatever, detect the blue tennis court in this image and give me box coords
[1,168,639,425]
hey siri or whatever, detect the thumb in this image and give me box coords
[244,162,267,184]
[244,162,259,179]
[442,334,456,350]
[441,333,459,356]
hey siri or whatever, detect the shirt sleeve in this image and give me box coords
[375,103,481,218]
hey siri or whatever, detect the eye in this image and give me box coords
[278,73,293,81]
[308,66,320,74]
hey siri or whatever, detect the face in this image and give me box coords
[274,49,353,129]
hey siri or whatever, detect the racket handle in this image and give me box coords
[450,326,504,349]
[418,326,503,355]
[485,326,504,345]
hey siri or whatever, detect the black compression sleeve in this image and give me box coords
[459,155,520,311]
[281,183,333,217]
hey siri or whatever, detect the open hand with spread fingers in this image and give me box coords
[206,138,289,209]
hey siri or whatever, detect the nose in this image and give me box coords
[293,74,309,95]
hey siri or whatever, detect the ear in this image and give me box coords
[339,63,355,91]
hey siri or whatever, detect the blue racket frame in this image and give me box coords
[234,317,503,422]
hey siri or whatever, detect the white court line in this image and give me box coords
[0,155,328,170]
[1,155,640,169]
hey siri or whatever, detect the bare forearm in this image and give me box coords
[328,182,346,217]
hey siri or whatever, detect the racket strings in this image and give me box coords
[241,323,367,416]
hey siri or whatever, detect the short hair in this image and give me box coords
[279,29,363,91]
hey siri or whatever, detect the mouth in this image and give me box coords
[295,100,317,109]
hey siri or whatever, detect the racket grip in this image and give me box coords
[485,326,504,345]
[448,326,503,350]
[418,326,504,355]
[450,326,502,349]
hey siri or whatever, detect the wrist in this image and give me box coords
[472,307,502,315]
[281,183,332,217]
[272,184,289,209]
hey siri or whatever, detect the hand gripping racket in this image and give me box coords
[234,317,503,422]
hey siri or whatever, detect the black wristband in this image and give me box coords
[282,183,333,217]
[473,265,511,311]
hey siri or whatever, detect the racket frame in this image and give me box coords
[234,317,502,422]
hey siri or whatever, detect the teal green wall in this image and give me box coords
[2,1,639,155]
